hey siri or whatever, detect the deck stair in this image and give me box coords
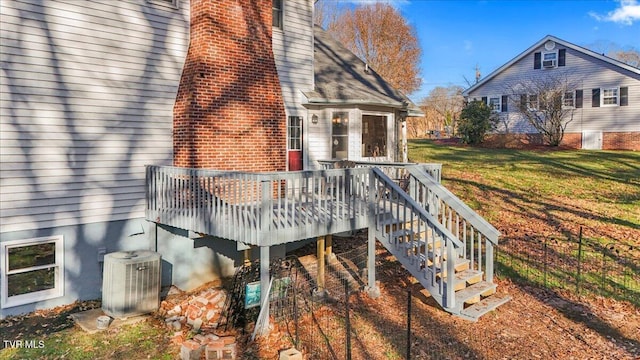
[371,167,511,321]
[146,162,510,321]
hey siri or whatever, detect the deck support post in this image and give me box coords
[366,170,380,298]
[316,236,326,294]
[365,225,380,298]
[325,234,335,261]
[256,245,270,334]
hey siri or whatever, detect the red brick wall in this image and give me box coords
[602,132,640,151]
[484,132,639,150]
[560,133,581,149]
[173,0,286,171]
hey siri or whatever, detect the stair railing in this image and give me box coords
[405,166,501,283]
[370,167,463,309]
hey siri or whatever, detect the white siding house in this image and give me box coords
[271,0,314,170]
[304,26,422,166]
[0,0,189,317]
[0,0,420,318]
[463,35,640,150]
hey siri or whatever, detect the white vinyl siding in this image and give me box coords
[271,0,314,168]
[0,0,190,233]
[467,44,640,134]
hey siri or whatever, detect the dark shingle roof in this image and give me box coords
[304,25,422,116]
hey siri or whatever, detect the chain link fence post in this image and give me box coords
[576,227,583,295]
[406,288,412,360]
[345,281,351,360]
[543,237,548,288]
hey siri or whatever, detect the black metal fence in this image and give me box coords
[495,230,639,307]
[236,230,638,359]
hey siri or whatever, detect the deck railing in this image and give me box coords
[370,168,464,309]
[317,160,442,184]
[146,166,373,246]
[405,165,501,283]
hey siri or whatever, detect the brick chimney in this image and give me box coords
[173,0,286,171]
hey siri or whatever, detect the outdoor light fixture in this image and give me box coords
[311,114,318,124]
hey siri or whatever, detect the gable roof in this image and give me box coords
[463,35,640,96]
[304,25,423,116]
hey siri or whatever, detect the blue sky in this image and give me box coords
[334,0,640,102]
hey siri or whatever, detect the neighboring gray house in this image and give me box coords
[463,35,640,150]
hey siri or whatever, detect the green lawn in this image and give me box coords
[409,139,640,304]
[408,139,640,247]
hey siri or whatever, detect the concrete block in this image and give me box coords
[279,348,302,360]
[180,339,203,360]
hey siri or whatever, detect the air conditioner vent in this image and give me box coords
[102,250,161,318]
[543,60,556,68]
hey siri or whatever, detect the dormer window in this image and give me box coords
[542,52,557,68]
[534,49,566,69]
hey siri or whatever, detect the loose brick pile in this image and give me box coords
[158,286,227,333]
[156,286,237,359]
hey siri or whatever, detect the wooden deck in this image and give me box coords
[146,163,509,320]
[146,164,437,246]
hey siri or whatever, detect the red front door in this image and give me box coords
[287,116,303,171]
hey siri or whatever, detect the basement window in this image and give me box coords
[1,236,64,308]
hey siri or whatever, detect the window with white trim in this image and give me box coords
[563,91,575,108]
[602,87,619,106]
[147,0,179,9]
[488,97,501,112]
[542,51,557,68]
[272,0,283,29]
[331,112,349,159]
[1,236,64,308]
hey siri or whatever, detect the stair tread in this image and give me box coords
[455,281,496,302]
[391,229,414,238]
[454,269,483,281]
[460,295,512,321]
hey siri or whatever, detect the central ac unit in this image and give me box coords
[102,250,161,318]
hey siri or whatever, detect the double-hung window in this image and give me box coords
[147,0,179,9]
[331,112,349,159]
[563,91,575,108]
[488,97,501,112]
[1,236,64,308]
[272,0,283,29]
[602,87,619,106]
[542,52,557,68]
[527,94,539,110]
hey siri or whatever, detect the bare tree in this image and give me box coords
[588,41,640,68]
[323,2,422,94]
[407,107,440,138]
[419,85,465,136]
[611,49,640,68]
[314,0,340,28]
[506,73,579,146]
